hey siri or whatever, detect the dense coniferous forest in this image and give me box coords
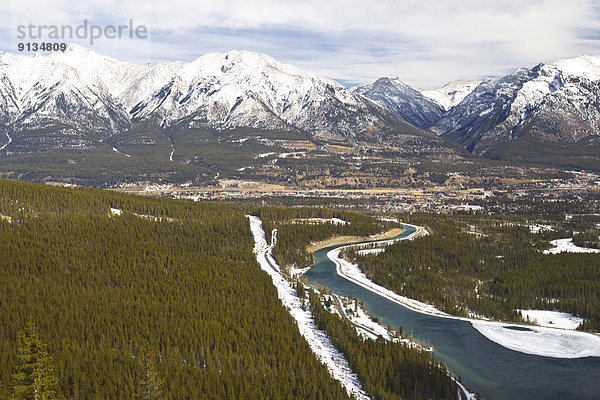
[0,179,350,399]
[572,230,600,249]
[3,178,597,398]
[307,290,458,400]
[352,213,600,331]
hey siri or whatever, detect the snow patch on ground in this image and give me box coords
[144,184,172,191]
[112,146,131,157]
[168,137,175,161]
[543,238,600,254]
[466,231,484,236]
[456,380,477,400]
[529,224,554,234]
[0,132,12,151]
[290,266,312,279]
[356,248,385,256]
[451,204,483,211]
[279,151,305,158]
[256,152,276,158]
[110,208,122,216]
[247,216,369,400]
[519,309,584,330]
[331,218,347,225]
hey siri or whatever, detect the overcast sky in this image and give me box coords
[2,0,600,88]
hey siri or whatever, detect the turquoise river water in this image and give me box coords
[303,224,600,400]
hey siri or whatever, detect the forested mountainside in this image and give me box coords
[0,179,350,399]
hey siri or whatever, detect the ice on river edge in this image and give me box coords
[330,224,600,359]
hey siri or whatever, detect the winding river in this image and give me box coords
[303,225,600,400]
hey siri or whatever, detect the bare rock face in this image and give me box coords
[353,77,445,128]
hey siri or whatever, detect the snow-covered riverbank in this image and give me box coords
[519,309,584,330]
[330,224,447,317]
[329,224,600,359]
[471,321,600,358]
[247,216,369,400]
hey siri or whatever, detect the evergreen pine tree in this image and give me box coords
[11,321,59,400]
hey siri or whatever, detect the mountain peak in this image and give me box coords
[420,79,489,111]
[52,43,121,63]
[181,49,336,88]
[354,75,444,128]
[552,54,600,82]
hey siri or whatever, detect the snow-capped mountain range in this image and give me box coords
[433,56,600,153]
[0,44,422,151]
[356,54,600,155]
[1,45,599,163]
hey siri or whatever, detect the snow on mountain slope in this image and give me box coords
[432,55,600,153]
[117,60,185,111]
[352,53,600,157]
[552,54,600,82]
[352,77,444,128]
[0,46,136,138]
[0,45,424,150]
[0,74,20,126]
[420,79,488,111]
[129,50,411,142]
[1,45,143,103]
[3,45,598,157]
[129,50,323,129]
